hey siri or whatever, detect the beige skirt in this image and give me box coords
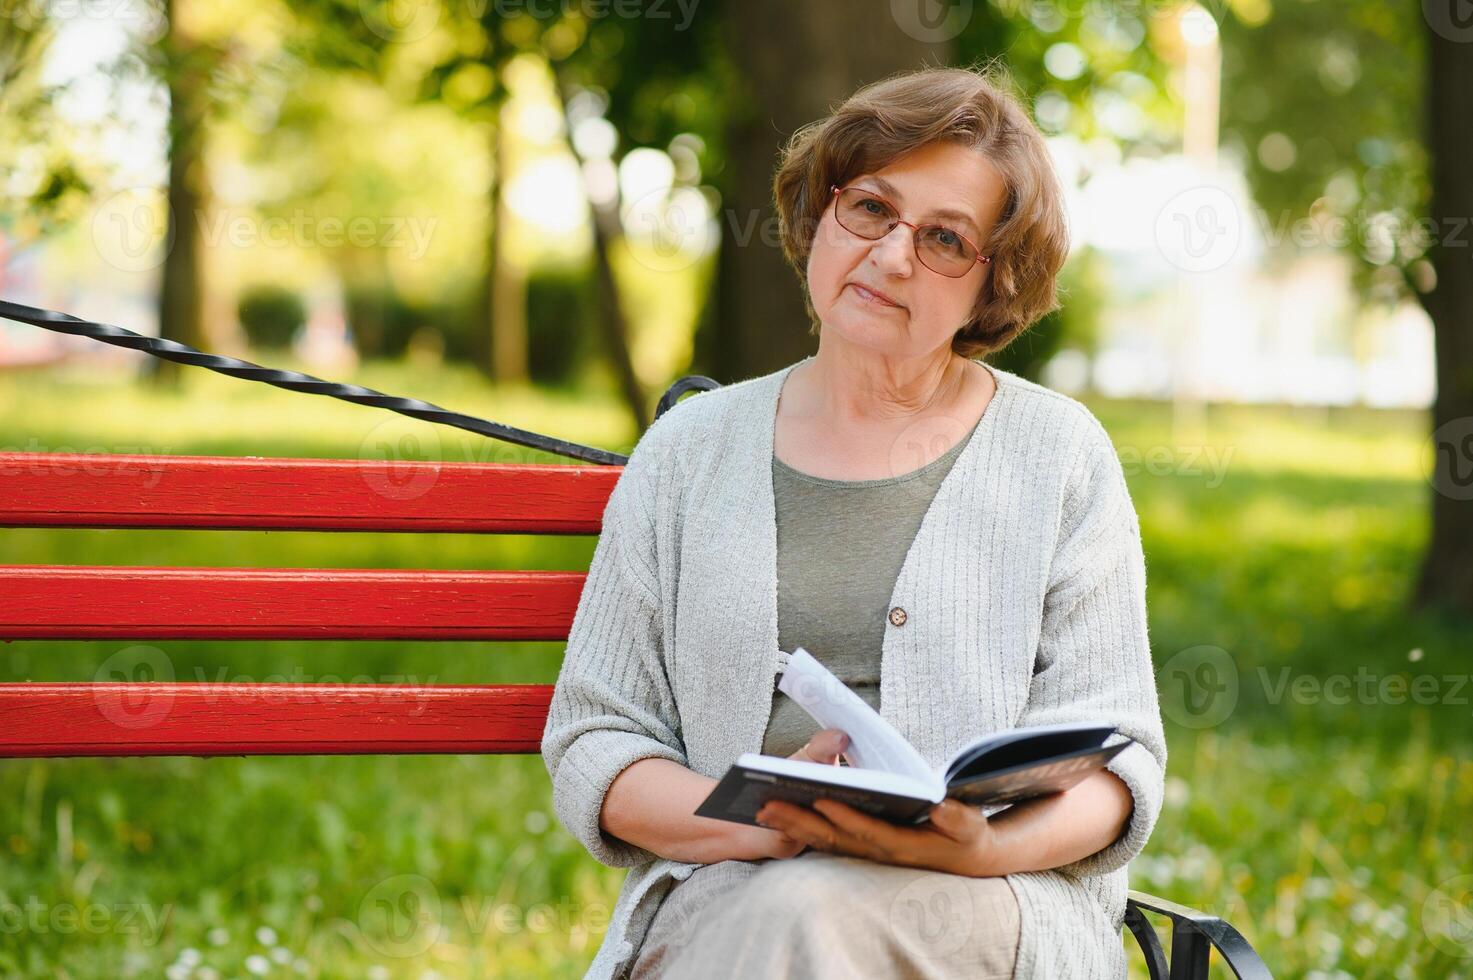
[628,849,1020,979]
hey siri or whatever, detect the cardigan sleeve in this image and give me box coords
[1014,421,1167,879]
[540,435,688,869]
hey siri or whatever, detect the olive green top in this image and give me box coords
[761,416,982,757]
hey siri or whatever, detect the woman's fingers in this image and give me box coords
[758,800,846,852]
[790,728,850,765]
[756,798,988,874]
[926,798,982,840]
[757,799,910,863]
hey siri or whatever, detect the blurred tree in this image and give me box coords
[299,0,695,427]
[1417,16,1473,615]
[0,3,92,251]
[710,0,952,381]
[151,0,211,385]
[1213,1,1471,614]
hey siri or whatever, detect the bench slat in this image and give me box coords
[0,566,585,640]
[0,683,552,756]
[0,453,619,533]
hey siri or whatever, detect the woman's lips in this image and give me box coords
[849,282,903,308]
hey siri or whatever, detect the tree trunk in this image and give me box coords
[552,70,648,433]
[709,0,949,382]
[1414,19,1473,616]
[153,0,207,386]
[484,104,528,384]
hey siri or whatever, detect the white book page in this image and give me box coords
[736,753,942,803]
[777,647,939,789]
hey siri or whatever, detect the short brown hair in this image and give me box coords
[773,64,1070,359]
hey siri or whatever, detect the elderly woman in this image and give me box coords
[541,65,1166,980]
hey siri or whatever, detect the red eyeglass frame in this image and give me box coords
[829,184,992,275]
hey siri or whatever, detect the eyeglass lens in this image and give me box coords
[834,188,978,277]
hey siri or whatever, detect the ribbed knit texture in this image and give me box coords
[541,355,1167,980]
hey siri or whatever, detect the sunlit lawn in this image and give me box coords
[1,363,1469,978]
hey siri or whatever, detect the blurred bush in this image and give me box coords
[345,283,483,365]
[525,262,595,385]
[237,284,306,350]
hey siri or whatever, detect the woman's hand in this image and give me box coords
[754,796,1003,877]
[733,729,855,861]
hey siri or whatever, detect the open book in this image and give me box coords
[694,647,1131,827]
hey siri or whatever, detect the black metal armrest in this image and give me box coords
[655,375,722,420]
[1125,890,1273,980]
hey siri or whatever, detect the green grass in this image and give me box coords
[1,365,1470,978]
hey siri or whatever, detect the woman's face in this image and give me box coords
[806,141,1008,359]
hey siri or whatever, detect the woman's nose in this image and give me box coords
[870,223,915,273]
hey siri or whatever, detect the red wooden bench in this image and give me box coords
[0,380,1270,978]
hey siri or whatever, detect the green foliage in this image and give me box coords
[1217,1,1427,298]
[237,284,307,350]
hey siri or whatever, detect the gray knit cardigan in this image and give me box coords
[541,355,1167,979]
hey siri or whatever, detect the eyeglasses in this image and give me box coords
[829,184,991,278]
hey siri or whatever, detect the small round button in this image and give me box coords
[888,606,908,627]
